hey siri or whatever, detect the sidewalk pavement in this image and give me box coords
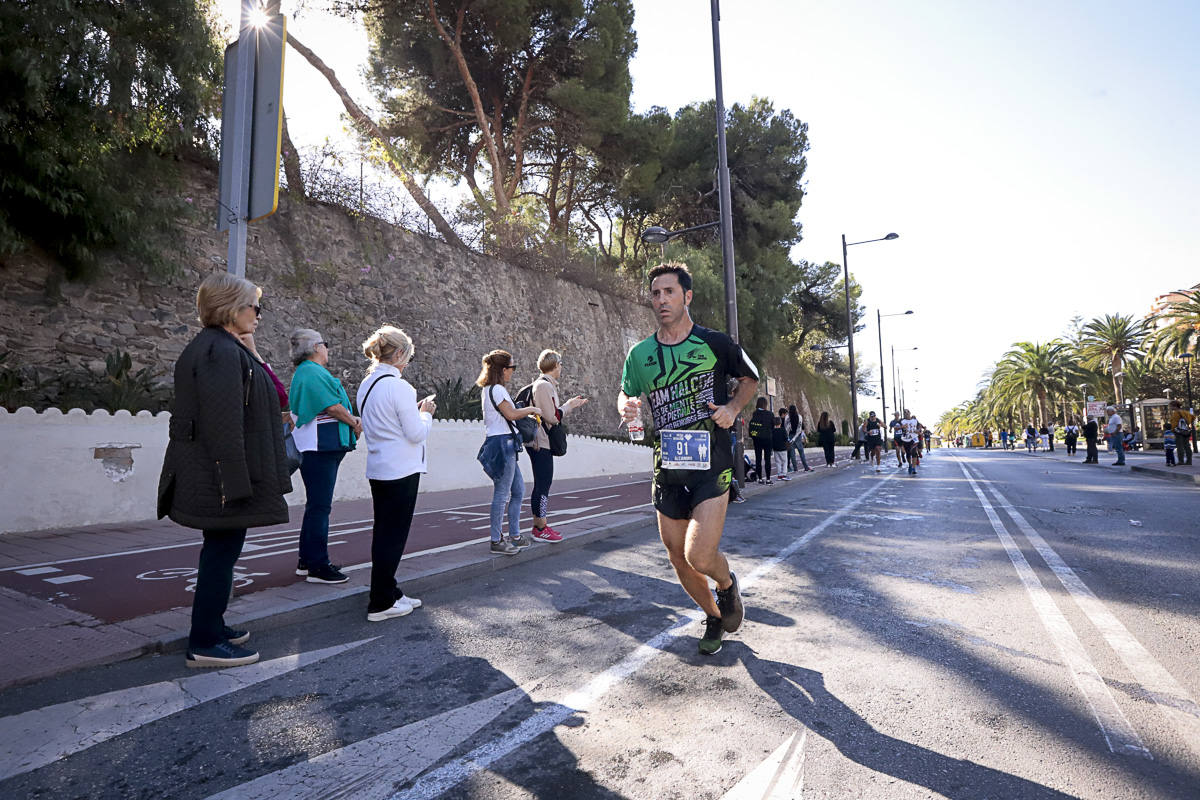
[966,442,1200,485]
[0,447,860,690]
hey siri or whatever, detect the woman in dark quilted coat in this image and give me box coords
[158,273,292,668]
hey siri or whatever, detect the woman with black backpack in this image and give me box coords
[477,350,541,556]
[520,349,588,543]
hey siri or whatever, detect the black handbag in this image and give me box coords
[489,385,537,444]
[546,420,568,456]
[283,425,302,475]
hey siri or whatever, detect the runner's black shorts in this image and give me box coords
[865,435,883,450]
[904,439,921,459]
[652,468,734,520]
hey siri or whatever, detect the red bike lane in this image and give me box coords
[0,475,651,623]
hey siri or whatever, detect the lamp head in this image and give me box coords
[904,309,913,314]
[640,226,671,245]
[884,232,899,240]
[1181,352,1195,362]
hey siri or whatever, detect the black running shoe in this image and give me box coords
[716,572,744,633]
[306,563,349,584]
[699,615,724,655]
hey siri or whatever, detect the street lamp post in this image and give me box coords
[841,233,899,428]
[877,309,913,449]
[1182,353,1195,412]
[891,345,917,413]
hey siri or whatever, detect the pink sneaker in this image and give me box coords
[532,526,563,542]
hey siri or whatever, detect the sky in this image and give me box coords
[217,0,1200,421]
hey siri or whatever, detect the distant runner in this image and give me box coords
[890,411,906,467]
[864,411,884,472]
[618,263,759,655]
[900,409,922,475]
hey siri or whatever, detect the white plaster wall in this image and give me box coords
[0,408,651,534]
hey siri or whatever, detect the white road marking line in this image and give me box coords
[954,456,1151,758]
[204,686,527,800]
[0,639,376,781]
[16,567,61,576]
[390,475,893,800]
[0,480,651,572]
[469,502,649,531]
[720,731,807,800]
[241,525,373,551]
[974,470,1200,759]
[42,574,91,585]
[237,540,346,562]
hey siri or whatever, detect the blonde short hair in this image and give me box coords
[362,325,414,373]
[196,272,260,328]
[537,349,561,374]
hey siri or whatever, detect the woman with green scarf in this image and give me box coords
[288,328,361,585]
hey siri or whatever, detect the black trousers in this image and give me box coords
[1085,437,1098,462]
[190,528,247,649]
[822,442,836,465]
[1065,436,1077,455]
[753,440,772,479]
[527,446,554,519]
[1179,433,1194,465]
[368,473,421,613]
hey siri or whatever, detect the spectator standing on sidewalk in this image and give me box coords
[1047,421,1056,452]
[1106,405,1125,466]
[525,349,588,542]
[1164,427,1177,466]
[1083,416,1099,463]
[816,411,837,467]
[289,329,360,585]
[999,428,1008,450]
[851,417,865,461]
[787,404,813,472]
[238,333,292,428]
[749,397,775,484]
[1063,418,1079,455]
[478,350,541,555]
[1168,399,1194,465]
[771,416,790,480]
[159,273,291,668]
[356,325,435,623]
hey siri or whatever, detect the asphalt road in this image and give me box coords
[2,449,1197,799]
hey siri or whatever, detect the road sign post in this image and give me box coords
[217,3,286,276]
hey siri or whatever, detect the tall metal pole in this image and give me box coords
[226,0,258,277]
[841,235,858,427]
[891,344,898,413]
[877,309,888,449]
[710,0,745,488]
[711,0,738,342]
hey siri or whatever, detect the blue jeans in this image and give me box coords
[490,440,524,542]
[299,449,346,567]
[1111,433,1124,464]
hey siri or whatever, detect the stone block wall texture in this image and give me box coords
[0,408,651,534]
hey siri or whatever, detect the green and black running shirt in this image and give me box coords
[621,325,759,480]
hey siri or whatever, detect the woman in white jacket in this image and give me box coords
[356,325,436,622]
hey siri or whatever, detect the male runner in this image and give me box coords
[890,412,906,467]
[900,409,922,475]
[864,411,884,472]
[618,263,759,656]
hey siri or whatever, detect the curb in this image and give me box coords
[1129,464,1200,486]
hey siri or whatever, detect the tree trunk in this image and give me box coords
[280,108,305,199]
[286,34,465,249]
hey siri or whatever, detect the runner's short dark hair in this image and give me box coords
[647,262,693,292]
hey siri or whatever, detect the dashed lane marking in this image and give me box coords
[720,731,807,799]
[203,686,528,800]
[954,456,1150,758]
[0,638,376,781]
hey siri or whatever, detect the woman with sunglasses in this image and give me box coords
[476,349,541,556]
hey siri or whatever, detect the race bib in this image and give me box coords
[660,429,711,470]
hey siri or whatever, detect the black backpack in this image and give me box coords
[513,381,536,408]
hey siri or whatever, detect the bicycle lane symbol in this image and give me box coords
[136,567,270,593]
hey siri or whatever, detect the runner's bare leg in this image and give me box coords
[658,496,733,618]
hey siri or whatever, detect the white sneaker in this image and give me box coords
[398,595,422,609]
[367,600,413,622]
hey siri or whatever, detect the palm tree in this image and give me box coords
[1077,314,1148,404]
[991,341,1078,426]
[1149,289,1200,360]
